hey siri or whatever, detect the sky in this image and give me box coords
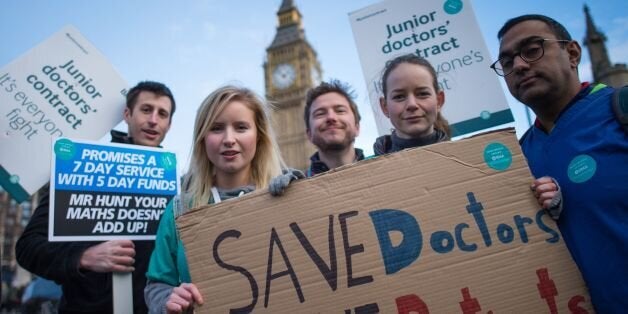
[1,0,626,174]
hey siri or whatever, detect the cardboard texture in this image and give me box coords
[178,129,592,313]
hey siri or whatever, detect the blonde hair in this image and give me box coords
[185,85,285,207]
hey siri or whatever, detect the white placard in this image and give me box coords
[349,0,513,137]
[0,25,128,202]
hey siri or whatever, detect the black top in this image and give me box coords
[16,130,152,314]
[373,129,449,156]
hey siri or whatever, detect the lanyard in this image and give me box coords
[211,187,222,203]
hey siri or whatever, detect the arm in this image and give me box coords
[15,188,87,284]
[16,187,137,283]
[145,280,173,314]
[146,199,200,312]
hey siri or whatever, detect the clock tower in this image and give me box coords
[264,0,322,170]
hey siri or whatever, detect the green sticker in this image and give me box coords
[480,110,491,120]
[484,142,512,171]
[444,0,463,14]
[568,154,596,183]
[9,175,19,184]
[161,153,176,171]
[54,139,75,161]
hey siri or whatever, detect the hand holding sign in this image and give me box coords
[79,239,136,273]
[166,283,204,314]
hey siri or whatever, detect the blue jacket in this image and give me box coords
[520,84,628,313]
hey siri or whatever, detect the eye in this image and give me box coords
[313,110,326,118]
[522,43,543,60]
[500,57,514,69]
[141,107,151,113]
[391,93,405,101]
[236,122,250,131]
[335,107,347,114]
[416,90,432,98]
[210,124,224,132]
[159,110,170,119]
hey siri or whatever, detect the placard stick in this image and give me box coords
[113,272,133,313]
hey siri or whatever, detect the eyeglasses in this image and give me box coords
[490,38,571,76]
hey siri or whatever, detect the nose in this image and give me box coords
[325,111,338,123]
[222,127,236,146]
[511,55,530,73]
[405,95,419,111]
[148,111,159,125]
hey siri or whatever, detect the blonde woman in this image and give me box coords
[145,86,300,313]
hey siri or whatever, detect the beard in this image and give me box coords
[311,131,356,152]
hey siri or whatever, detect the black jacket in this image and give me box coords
[16,130,153,314]
[306,148,365,177]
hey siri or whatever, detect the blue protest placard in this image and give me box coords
[49,137,179,241]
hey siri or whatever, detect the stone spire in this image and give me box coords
[278,0,295,14]
[583,4,611,81]
[268,0,305,49]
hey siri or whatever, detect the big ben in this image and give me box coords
[264,0,322,170]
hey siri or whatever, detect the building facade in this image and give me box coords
[1,188,35,304]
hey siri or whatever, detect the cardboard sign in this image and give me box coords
[0,25,128,203]
[177,129,592,313]
[349,0,513,137]
[50,138,179,241]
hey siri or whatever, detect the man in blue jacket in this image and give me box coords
[491,14,627,312]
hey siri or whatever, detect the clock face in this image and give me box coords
[311,66,322,86]
[272,63,296,89]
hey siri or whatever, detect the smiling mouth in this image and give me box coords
[142,129,159,138]
[323,127,343,132]
[222,151,239,156]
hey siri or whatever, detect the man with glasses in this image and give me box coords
[493,15,627,312]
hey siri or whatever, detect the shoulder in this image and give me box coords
[110,130,132,144]
[355,148,366,161]
[373,135,392,156]
[518,127,533,146]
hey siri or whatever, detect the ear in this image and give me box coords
[123,107,131,123]
[306,128,313,142]
[355,121,361,137]
[436,90,445,112]
[379,96,389,118]
[566,41,582,69]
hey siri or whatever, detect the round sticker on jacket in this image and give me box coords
[567,154,597,183]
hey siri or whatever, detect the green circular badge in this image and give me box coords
[444,0,463,14]
[568,154,596,183]
[9,175,19,184]
[54,138,75,161]
[484,142,512,171]
[161,153,176,171]
[480,110,491,120]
